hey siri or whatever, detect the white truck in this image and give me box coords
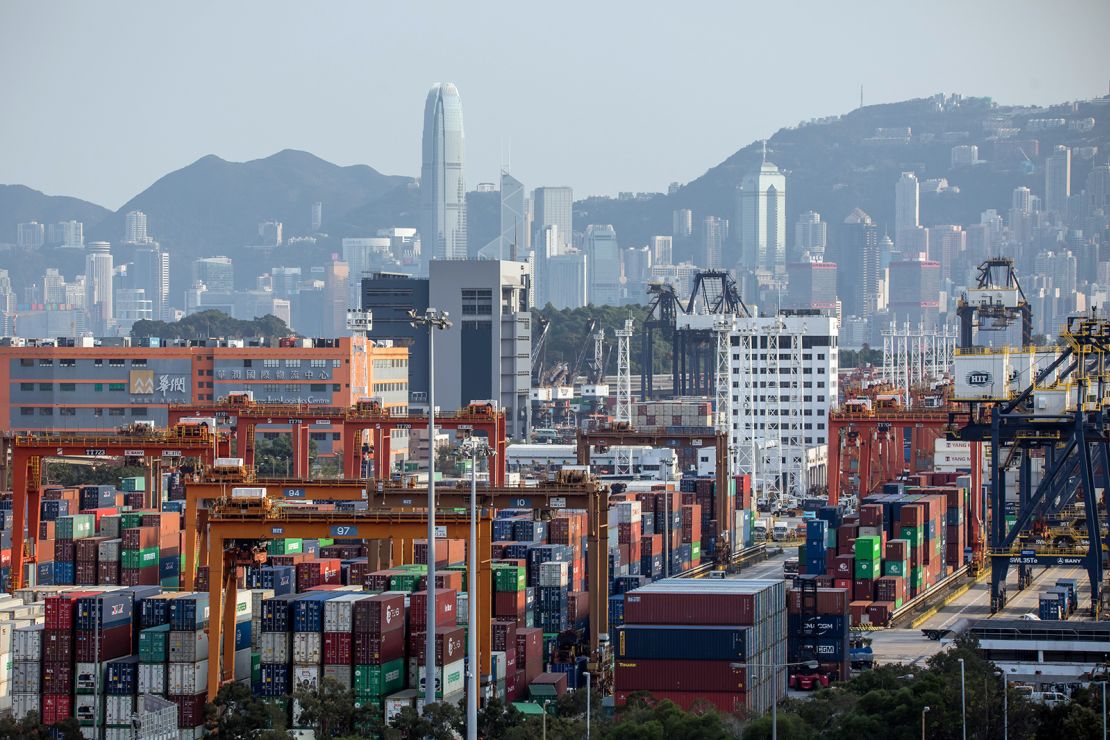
[772,522,790,541]
[753,518,771,541]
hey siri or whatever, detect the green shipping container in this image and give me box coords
[854,558,879,579]
[139,625,170,663]
[390,573,420,592]
[251,653,262,687]
[121,512,145,529]
[899,527,923,547]
[120,476,146,492]
[353,659,405,697]
[493,565,526,592]
[160,577,180,589]
[883,559,908,577]
[826,529,838,549]
[854,536,882,560]
[317,538,334,547]
[122,547,159,569]
[910,567,924,588]
[57,514,95,541]
[447,564,468,591]
[691,541,701,562]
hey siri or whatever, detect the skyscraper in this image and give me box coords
[701,216,727,269]
[895,172,920,249]
[672,209,693,240]
[16,222,44,249]
[421,83,468,262]
[479,171,528,260]
[793,211,826,260]
[1044,145,1071,214]
[47,220,83,247]
[311,202,323,232]
[131,245,171,320]
[124,210,152,244]
[193,257,234,293]
[650,235,673,265]
[832,208,880,318]
[736,155,787,273]
[583,225,621,306]
[84,241,114,334]
[532,187,573,254]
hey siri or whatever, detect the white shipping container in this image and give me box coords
[235,648,252,681]
[232,590,253,619]
[323,594,369,633]
[74,663,98,693]
[79,726,97,740]
[74,693,99,724]
[12,691,38,721]
[491,651,507,681]
[139,663,167,694]
[538,561,569,588]
[169,629,209,662]
[12,661,40,693]
[98,539,122,562]
[323,665,352,690]
[615,501,642,524]
[384,689,420,723]
[260,632,291,663]
[168,661,208,695]
[292,632,322,664]
[12,625,42,661]
[231,487,267,500]
[214,457,245,468]
[292,664,320,692]
[105,694,136,726]
[415,659,466,700]
[178,728,206,740]
[456,592,469,625]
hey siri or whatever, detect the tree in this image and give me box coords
[389,700,463,740]
[131,309,292,340]
[291,677,384,738]
[45,462,146,487]
[0,713,82,740]
[205,681,290,739]
[476,697,527,738]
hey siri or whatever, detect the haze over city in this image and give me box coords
[2,1,1108,208]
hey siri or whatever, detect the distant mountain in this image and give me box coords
[575,94,1110,264]
[89,149,411,255]
[0,184,111,242]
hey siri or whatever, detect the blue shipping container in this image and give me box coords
[159,556,180,580]
[105,656,140,696]
[292,592,343,632]
[77,591,135,630]
[170,594,210,630]
[52,562,75,585]
[235,617,252,651]
[617,624,751,661]
[258,663,290,697]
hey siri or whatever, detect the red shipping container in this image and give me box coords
[615,659,747,692]
[352,593,405,634]
[830,555,854,579]
[899,505,925,527]
[39,521,56,541]
[852,578,874,602]
[505,671,525,702]
[42,661,73,694]
[54,540,76,563]
[121,566,159,586]
[409,588,457,630]
[352,628,406,664]
[492,620,518,652]
[323,632,352,664]
[45,593,95,630]
[295,559,343,590]
[867,601,895,626]
[409,625,466,665]
[568,591,589,623]
[172,693,207,729]
[122,526,159,550]
[76,562,98,585]
[885,540,909,560]
[42,629,72,663]
[614,690,746,714]
[97,561,120,585]
[848,600,871,627]
[515,628,543,675]
[833,578,851,590]
[875,576,904,603]
[76,623,131,662]
[786,587,849,616]
[41,694,72,726]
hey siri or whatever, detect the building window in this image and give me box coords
[284,359,300,368]
[131,408,148,416]
[60,408,76,416]
[311,359,328,368]
[38,383,51,391]
[38,408,53,416]
[59,383,76,392]
[817,423,825,430]
[108,408,125,416]
[461,288,493,315]
[332,433,341,441]
[59,358,76,367]
[108,383,126,392]
[20,383,33,391]
[94,359,103,366]
[20,359,33,367]
[94,384,103,392]
[310,432,327,441]
[20,408,33,416]
[263,359,280,368]
[132,359,147,366]
[108,359,125,367]
[310,384,326,392]
[93,408,104,417]
[332,384,340,391]
[332,359,342,367]
[243,359,252,367]
[38,359,53,367]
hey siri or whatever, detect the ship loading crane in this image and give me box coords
[956,256,1033,350]
[950,313,1110,616]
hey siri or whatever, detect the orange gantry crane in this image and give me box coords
[168,395,508,483]
[6,424,223,590]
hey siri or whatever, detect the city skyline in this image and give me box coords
[2,2,1108,209]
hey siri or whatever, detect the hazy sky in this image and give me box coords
[3,1,1108,210]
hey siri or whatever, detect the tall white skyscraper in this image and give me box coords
[1044,145,1071,214]
[583,224,621,306]
[895,172,920,249]
[132,245,171,320]
[650,235,673,265]
[479,171,527,260]
[311,202,323,232]
[124,210,152,244]
[737,152,787,273]
[421,82,468,262]
[532,187,573,255]
[85,241,114,334]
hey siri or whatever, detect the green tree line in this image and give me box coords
[131,309,292,340]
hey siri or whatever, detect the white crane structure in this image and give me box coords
[614,316,635,476]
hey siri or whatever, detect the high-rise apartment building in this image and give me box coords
[623,246,652,297]
[421,83,468,261]
[311,202,323,232]
[16,222,44,249]
[737,159,787,273]
[1087,164,1110,215]
[47,220,83,247]
[650,235,673,265]
[1044,145,1071,214]
[895,172,920,249]
[544,252,589,309]
[258,221,283,247]
[930,225,966,283]
[124,210,152,244]
[830,209,880,318]
[192,257,234,294]
[532,187,573,255]
[130,245,171,321]
[84,241,114,334]
[583,225,621,306]
[701,216,727,269]
[672,209,693,241]
[793,211,826,260]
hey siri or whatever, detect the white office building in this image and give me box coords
[583,224,621,306]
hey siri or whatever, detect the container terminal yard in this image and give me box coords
[0,262,1106,737]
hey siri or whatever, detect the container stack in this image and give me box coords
[614,579,787,715]
[348,594,406,707]
[168,593,212,735]
[786,581,850,682]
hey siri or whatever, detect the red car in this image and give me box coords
[789,672,831,691]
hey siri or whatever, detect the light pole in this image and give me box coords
[733,658,817,740]
[958,658,967,740]
[410,307,452,708]
[1101,681,1107,740]
[456,436,493,740]
[921,706,930,740]
[542,699,551,740]
[584,671,592,739]
[996,668,1012,740]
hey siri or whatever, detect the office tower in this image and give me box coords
[888,256,941,328]
[545,252,589,309]
[950,145,979,167]
[930,225,965,282]
[532,187,573,254]
[737,157,787,273]
[895,172,920,249]
[271,267,302,299]
[672,209,693,240]
[84,241,114,334]
[361,272,432,407]
[832,208,880,318]
[0,270,14,313]
[258,221,283,246]
[42,269,66,303]
[650,235,673,265]
[192,257,234,293]
[1008,186,1036,244]
[1087,164,1110,215]
[114,288,153,329]
[421,82,468,261]
[479,171,528,260]
[130,245,171,321]
[16,222,44,249]
[583,225,621,306]
[1044,145,1071,215]
[311,202,323,232]
[324,260,349,336]
[623,246,652,297]
[648,262,699,298]
[124,210,152,244]
[47,220,83,247]
[701,216,727,269]
[793,211,827,260]
[786,260,837,312]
